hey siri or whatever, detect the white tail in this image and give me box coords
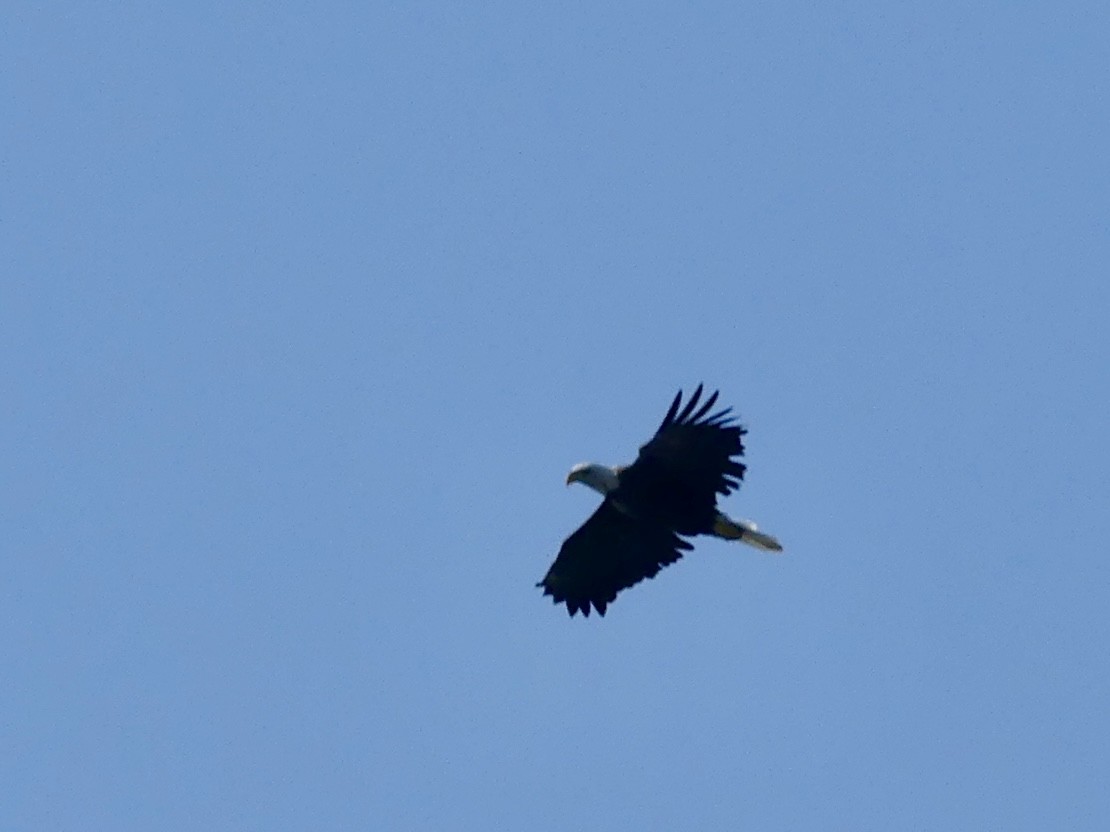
[712,513,783,552]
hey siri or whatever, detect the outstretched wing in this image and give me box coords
[616,384,747,535]
[537,500,693,617]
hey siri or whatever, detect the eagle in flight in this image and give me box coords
[538,385,782,617]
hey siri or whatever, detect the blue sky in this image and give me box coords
[4,2,1108,829]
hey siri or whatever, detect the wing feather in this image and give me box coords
[615,385,748,536]
[674,383,704,423]
[691,389,719,421]
[537,501,692,617]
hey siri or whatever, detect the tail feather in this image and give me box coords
[712,513,783,552]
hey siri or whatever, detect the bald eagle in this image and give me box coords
[537,385,782,617]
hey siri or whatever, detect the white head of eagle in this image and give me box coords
[565,462,620,495]
[538,385,783,618]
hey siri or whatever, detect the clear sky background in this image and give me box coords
[4,3,1108,830]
